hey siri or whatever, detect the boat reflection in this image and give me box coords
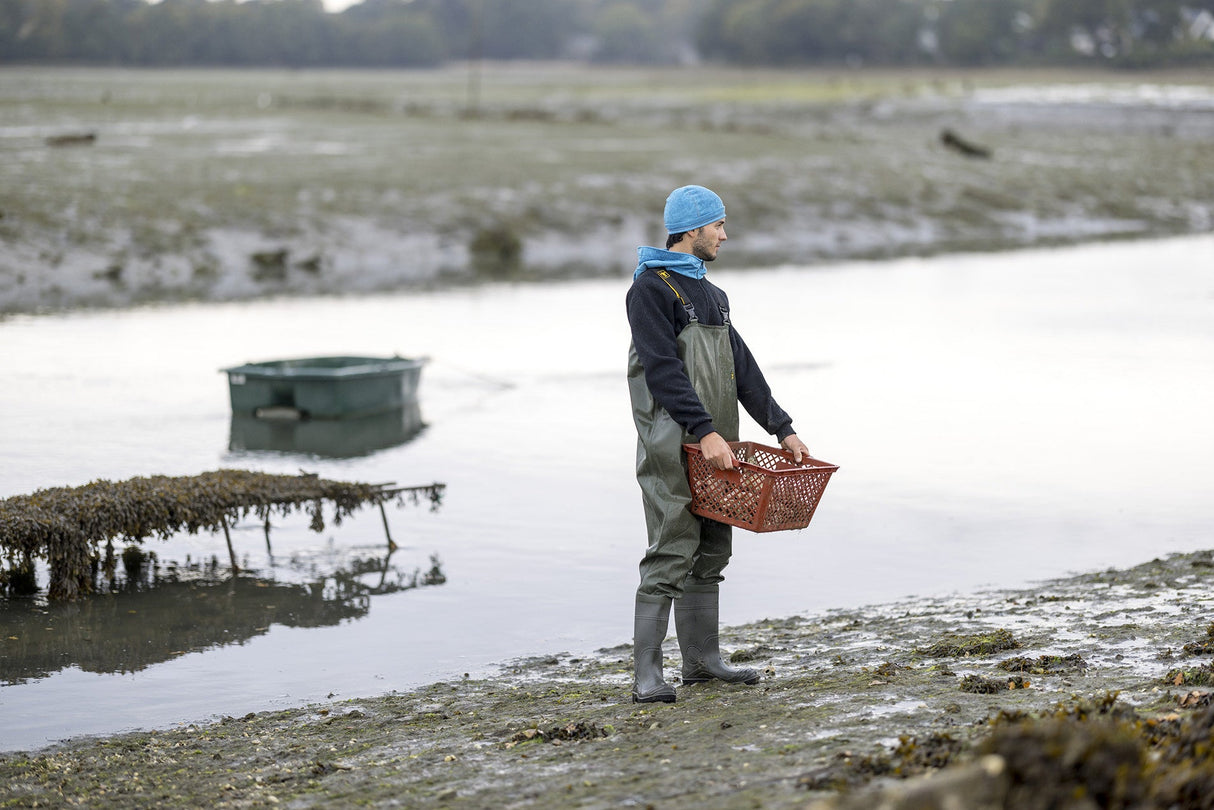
[0,550,445,685]
[227,401,425,458]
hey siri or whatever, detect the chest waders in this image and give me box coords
[627,269,759,702]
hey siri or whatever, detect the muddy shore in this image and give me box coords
[3,66,1213,316]
[4,548,1212,808]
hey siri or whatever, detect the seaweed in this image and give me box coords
[916,628,1022,658]
[797,731,966,791]
[1165,662,1214,687]
[504,721,611,748]
[998,653,1088,675]
[960,674,1029,694]
[0,470,444,601]
[976,697,1214,810]
[1181,622,1214,657]
[980,712,1149,810]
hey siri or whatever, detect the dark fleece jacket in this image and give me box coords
[626,267,795,442]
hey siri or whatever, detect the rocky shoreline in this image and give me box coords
[3,548,1212,808]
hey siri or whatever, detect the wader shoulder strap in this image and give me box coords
[651,268,698,322]
[649,268,730,326]
[715,292,730,326]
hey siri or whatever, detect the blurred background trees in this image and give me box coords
[1,0,1211,68]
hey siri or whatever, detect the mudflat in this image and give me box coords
[4,549,1212,808]
[2,65,1213,315]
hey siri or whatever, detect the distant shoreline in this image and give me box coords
[3,66,1212,317]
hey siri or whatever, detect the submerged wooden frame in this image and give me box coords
[0,470,445,601]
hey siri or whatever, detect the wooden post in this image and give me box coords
[222,520,240,573]
[263,516,272,555]
[379,502,398,552]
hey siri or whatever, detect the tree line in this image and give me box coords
[2,0,1212,68]
[698,0,1214,67]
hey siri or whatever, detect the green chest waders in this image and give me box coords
[627,270,740,599]
[628,269,761,702]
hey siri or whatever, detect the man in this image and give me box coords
[626,184,811,703]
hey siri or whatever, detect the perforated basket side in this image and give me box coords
[685,450,771,531]
[684,442,838,533]
[757,465,835,530]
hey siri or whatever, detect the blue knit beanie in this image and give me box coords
[663,185,726,234]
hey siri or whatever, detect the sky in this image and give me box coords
[145,0,365,12]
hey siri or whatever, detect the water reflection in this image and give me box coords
[227,402,426,458]
[0,550,446,686]
[3,236,1211,753]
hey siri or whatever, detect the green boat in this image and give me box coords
[222,355,426,420]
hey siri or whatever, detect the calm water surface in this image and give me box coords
[2,235,1213,751]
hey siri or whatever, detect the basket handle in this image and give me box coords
[709,466,743,486]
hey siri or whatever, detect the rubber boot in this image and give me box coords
[675,586,761,686]
[632,593,677,703]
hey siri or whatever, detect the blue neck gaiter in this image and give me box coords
[633,246,707,282]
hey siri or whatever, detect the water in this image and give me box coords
[2,234,1213,751]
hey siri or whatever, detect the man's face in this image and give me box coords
[690,219,727,262]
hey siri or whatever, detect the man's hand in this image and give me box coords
[699,432,736,471]
[780,433,811,464]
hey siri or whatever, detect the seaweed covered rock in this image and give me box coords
[981,711,1149,809]
[1147,703,1214,810]
[809,692,1214,810]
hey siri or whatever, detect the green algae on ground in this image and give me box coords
[915,628,1022,658]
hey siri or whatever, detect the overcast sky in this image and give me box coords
[145,0,364,11]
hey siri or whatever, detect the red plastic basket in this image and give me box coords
[683,441,838,533]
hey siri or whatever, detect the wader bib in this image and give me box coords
[627,269,739,598]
